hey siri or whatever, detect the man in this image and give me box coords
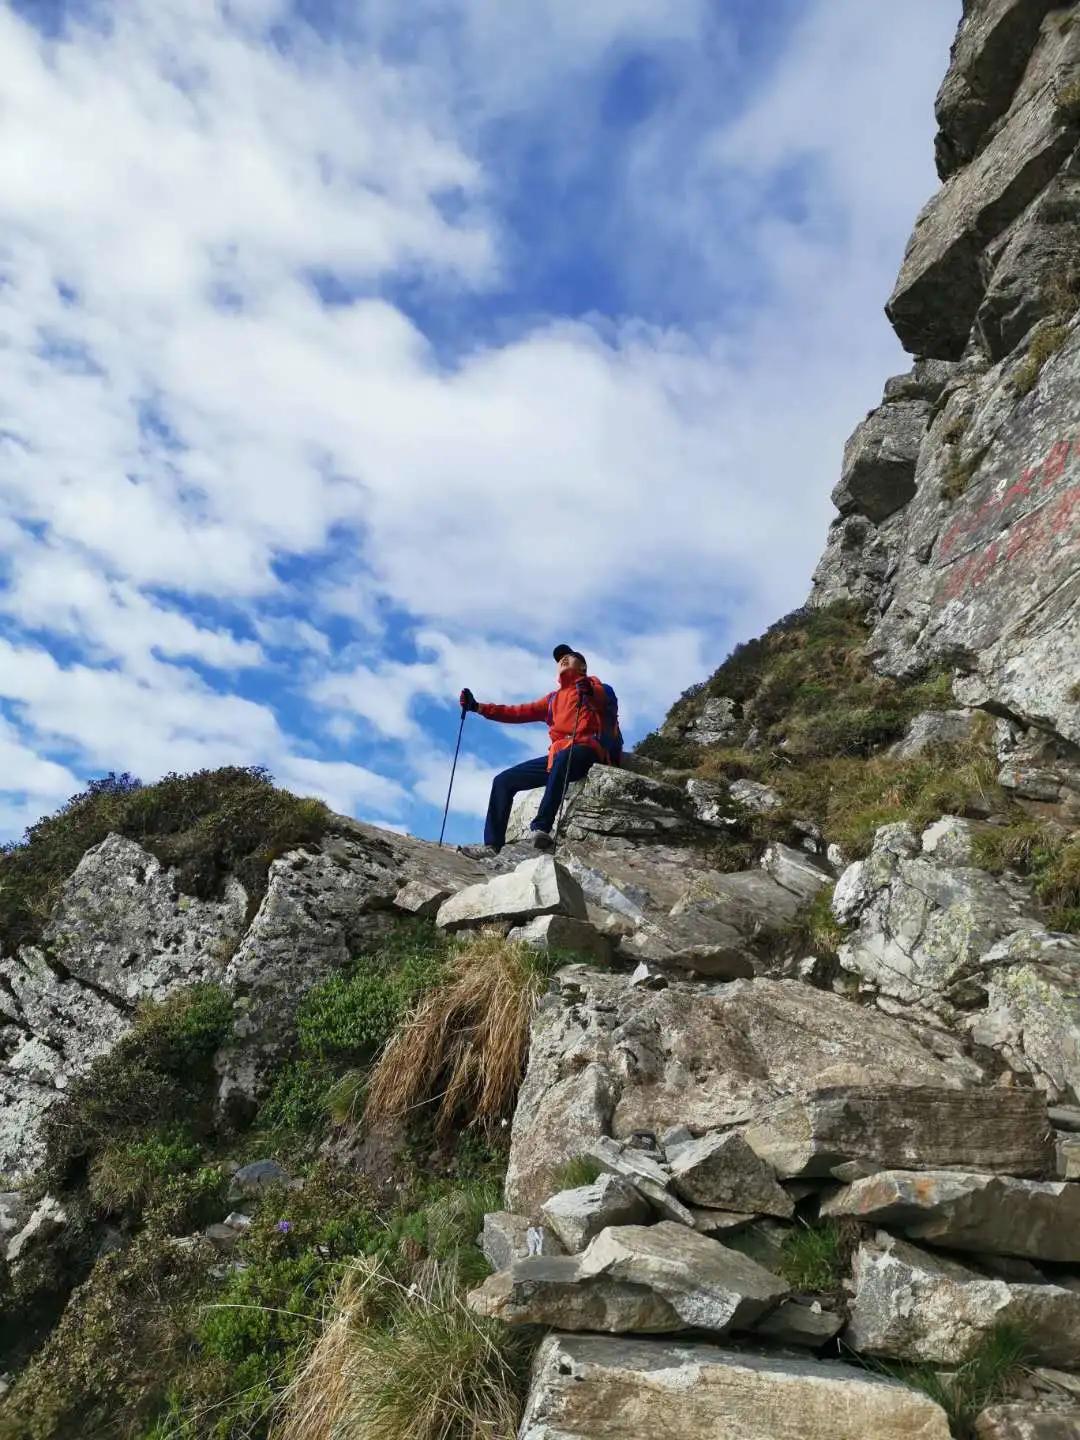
[460,645,614,852]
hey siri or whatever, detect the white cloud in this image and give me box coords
[0,0,958,842]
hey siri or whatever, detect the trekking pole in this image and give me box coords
[551,694,584,854]
[438,706,467,848]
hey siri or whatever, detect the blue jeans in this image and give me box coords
[484,745,598,850]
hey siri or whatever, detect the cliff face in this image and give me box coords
[811,0,1080,765]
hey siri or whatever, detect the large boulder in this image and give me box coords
[821,1169,1080,1262]
[834,825,1044,1012]
[968,931,1080,1104]
[540,1175,651,1254]
[468,1256,681,1333]
[504,967,982,1214]
[742,1084,1052,1179]
[847,1233,1080,1367]
[668,1131,793,1218]
[831,401,930,523]
[519,1334,951,1440]
[888,13,1080,357]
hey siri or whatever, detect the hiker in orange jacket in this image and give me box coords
[460,645,614,852]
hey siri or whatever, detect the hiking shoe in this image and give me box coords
[530,828,554,851]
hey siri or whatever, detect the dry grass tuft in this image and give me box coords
[272,1259,528,1440]
[363,932,556,1137]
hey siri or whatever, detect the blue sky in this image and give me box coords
[0,0,956,845]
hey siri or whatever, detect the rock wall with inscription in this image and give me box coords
[811,0,1080,759]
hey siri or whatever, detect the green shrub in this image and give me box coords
[41,985,233,1194]
[1014,323,1069,396]
[940,450,984,502]
[784,885,846,965]
[887,1322,1034,1439]
[255,1059,330,1136]
[777,1220,851,1292]
[551,1156,604,1190]
[88,1125,201,1216]
[0,767,332,955]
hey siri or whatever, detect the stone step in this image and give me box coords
[435,855,587,931]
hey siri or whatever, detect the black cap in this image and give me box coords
[553,643,586,666]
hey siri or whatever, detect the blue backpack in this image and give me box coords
[548,681,624,766]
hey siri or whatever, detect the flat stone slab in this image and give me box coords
[975,1403,1080,1439]
[519,1334,951,1440]
[540,1175,651,1254]
[468,1256,680,1333]
[577,1221,789,1334]
[847,1234,1080,1367]
[743,1084,1052,1178]
[669,1131,793,1218]
[480,1212,564,1272]
[436,856,587,931]
[821,1170,1080,1262]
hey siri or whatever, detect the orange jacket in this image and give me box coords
[478,671,611,769]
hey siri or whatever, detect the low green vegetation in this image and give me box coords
[552,1156,605,1190]
[638,602,954,767]
[940,448,985,502]
[973,821,1080,933]
[0,767,333,956]
[1054,76,1080,123]
[1013,322,1069,397]
[889,1322,1034,1439]
[784,884,847,966]
[776,1220,852,1292]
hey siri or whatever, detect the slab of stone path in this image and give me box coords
[743,1084,1051,1178]
[821,1170,1080,1262]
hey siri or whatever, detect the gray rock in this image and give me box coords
[891,710,979,760]
[562,768,699,844]
[468,1256,681,1333]
[616,911,756,980]
[480,1212,564,1272]
[0,1194,28,1239]
[847,1233,1080,1367]
[888,17,1080,357]
[576,1221,789,1333]
[585,1136,696,1227]
[505,1058,618,1218]
[435,856,587,931]
[685,778,738,828]
[507,913,612,965]
[743,1084,1051,1179]
[519,1334,952,1440]
[835,834,1044,1010]
[832,401,929,523]
[668,1132,793,1218]
[685,697,740,746]
[967,931,1080,1104]
[821,1169,1080,1262]
[687,1207,758,1237]
[1056,1134,1080,1180]
[5,1194,67,1268]
[760,844,831,903]
[754,1298,844,1348]
[540,1175,651,1254]
[883,360,955,404]
[729,779,782,814]
[934,0,1062,176]
[975,1403,1080,1438]
[392,878,453,916]
[504,966,982,1215]
[920,815,979,865]
[205,1222,241,1251]
[724,1218,792,1271]
[660,1125,695,1158]
[229,1159,290,1198]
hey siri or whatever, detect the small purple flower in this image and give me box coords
[276,1220,292,1234]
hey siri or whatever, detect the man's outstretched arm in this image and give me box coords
[459,689,548,724]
